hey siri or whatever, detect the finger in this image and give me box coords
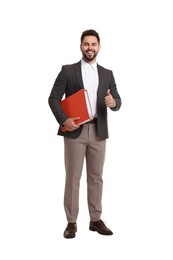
[107,89,111,96]
[67,123,80,132]
[73,117,80,121]
[71,124,80,131]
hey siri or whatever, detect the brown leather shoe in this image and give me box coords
[89,220,113,235]
[63,223,77,238]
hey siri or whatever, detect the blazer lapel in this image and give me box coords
[97,64,105,97]
[74,61,84,89]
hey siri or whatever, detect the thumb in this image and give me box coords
[107,89,111,96]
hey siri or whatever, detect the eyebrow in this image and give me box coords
[82,41,98,45]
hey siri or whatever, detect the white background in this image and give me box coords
[0,0,173,259]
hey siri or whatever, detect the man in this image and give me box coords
[48,29,121,238]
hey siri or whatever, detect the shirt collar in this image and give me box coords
[81,59,97,70]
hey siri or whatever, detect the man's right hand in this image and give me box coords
[63,117,80,132]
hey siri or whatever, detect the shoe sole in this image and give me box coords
[64,233,76,238]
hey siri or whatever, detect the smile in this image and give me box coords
[87,51,94,55]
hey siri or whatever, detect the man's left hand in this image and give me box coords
[105,89,116,108]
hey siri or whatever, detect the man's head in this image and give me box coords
[80,29,101,63]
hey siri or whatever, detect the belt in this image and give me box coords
[86,118,97,124]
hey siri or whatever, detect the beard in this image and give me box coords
[82,50,98,62]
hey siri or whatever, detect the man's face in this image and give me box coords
[80,36,100,63]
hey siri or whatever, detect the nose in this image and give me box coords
[88,44,93,49]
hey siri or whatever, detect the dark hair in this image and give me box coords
[80,29,100,44]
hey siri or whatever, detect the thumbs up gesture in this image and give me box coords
[105,89,116,108]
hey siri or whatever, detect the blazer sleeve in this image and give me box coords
[109,71,122,111]
[48,66,69,125]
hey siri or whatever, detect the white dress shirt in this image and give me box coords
[81,59,99,118]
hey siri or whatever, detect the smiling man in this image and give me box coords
[48,29,122,238]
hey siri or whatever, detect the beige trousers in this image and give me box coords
[64,123,106,223]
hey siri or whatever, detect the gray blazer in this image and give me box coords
[48,61,121,139]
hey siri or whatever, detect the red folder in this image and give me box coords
[60,89,94,132]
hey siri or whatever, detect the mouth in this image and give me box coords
[86,51,94,56]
